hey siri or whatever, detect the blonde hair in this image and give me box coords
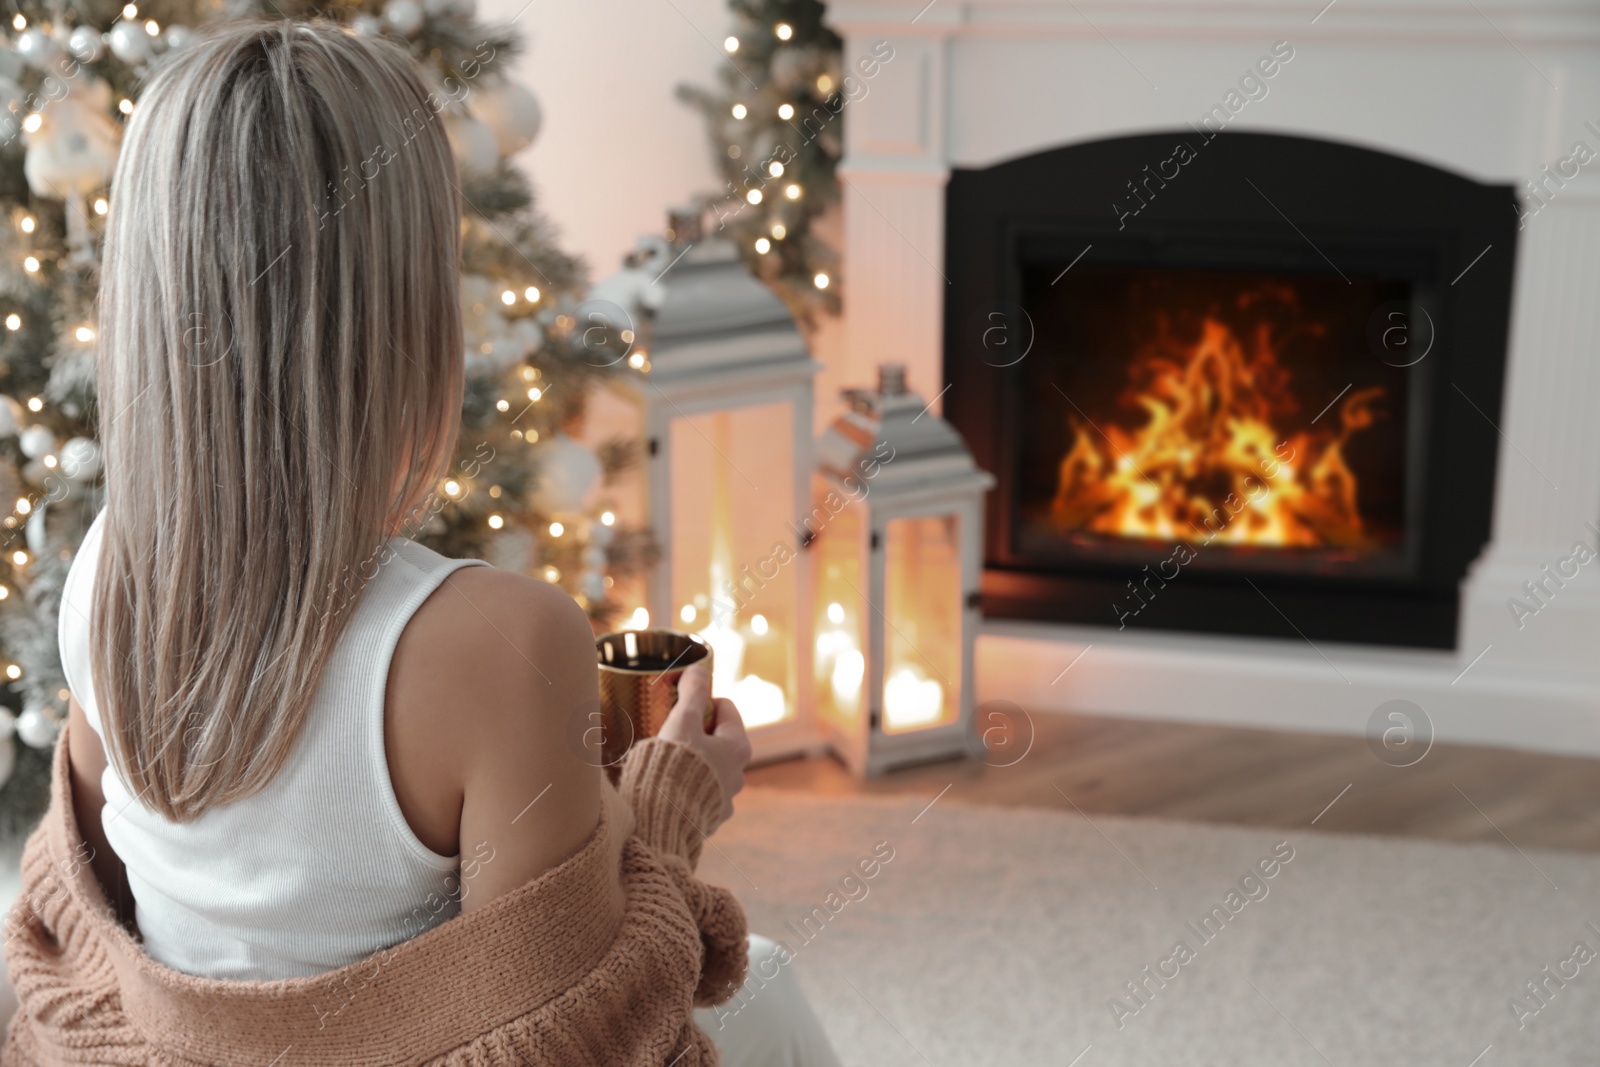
[91,20,464,820]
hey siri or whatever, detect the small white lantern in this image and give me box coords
[605,226,821,761]
[809,364,995,776]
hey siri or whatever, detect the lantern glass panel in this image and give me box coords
[882,513,962,733]
[810,480,865,733]
[667,402,797,728]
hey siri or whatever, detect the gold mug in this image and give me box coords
[595,629,715,769]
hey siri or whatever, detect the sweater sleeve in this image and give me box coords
[617,738,749,1007]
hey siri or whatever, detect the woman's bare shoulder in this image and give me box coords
[385,565,602,872]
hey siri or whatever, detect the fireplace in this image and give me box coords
[944,132,1517,649]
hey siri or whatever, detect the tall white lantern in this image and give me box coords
[809,364,996,776]
[610,231,821,761]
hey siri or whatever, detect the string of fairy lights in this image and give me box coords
[716,16,832,299]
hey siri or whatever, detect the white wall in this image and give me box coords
[477,0,730,281]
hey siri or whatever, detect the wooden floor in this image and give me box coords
[748,710,1600,854]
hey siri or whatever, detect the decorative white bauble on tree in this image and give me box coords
[66,25,103,63]
[59,436,101,481]
[18,424,56,459]
[383,0,425,36]
[16,702,60,749]
[532,433,602,516]
[485,525,535,573]
[444,113,498,176]
[470,81,542,157]
[351,14,383,36]
[15,28,61,68]
[107,20,153,64]
[164,25,193,51]
[577,570,606,602]
[24,94,120,197]
[24,501,48,555]
[510,317,543,354]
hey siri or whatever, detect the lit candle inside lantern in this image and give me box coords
[884,667,944,730]
[696,412,788,728]
[831,647,864,708]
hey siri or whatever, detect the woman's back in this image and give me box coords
[60,508,492,979]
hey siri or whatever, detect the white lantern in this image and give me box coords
[809,364,995,776]
[597,222,820,761]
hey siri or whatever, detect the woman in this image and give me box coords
[5,19,837,1066]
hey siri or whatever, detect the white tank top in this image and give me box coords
[57,508,491,981]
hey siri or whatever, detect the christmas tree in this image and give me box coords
[676,0,842,325]
[0,0,651,835]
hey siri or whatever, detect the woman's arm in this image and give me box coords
[386,567,602,912]
[65,695,133,925]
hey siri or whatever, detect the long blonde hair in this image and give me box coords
[91,20,464,821]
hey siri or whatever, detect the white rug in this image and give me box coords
[700,788,1600,1067]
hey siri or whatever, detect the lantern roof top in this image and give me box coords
[818,364,996,500]
[642,237,813,384]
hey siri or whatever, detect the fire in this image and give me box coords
[1051,312,1385,549]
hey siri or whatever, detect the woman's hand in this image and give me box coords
[658,663,752,827]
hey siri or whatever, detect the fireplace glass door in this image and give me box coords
[1016,264,1417,578]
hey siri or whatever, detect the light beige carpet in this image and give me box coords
[699,788,1600,1067]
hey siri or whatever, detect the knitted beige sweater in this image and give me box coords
[2,736,749,1066]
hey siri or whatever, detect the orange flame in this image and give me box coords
[1051,312,1384,549]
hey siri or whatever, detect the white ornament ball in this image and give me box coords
[383,0,425,36]
[0,733,13,791]
[163,25,193,51]
[108,20,153,64]
[351,14,384,36]
[471,82,542,157]
[577,570,606,602]
[532,433,602,515]
[510,318,543,354]
[24,504,47,555]
[16,705,60,749]
[25,96,121,197]
[15,28,60,68]
[484,526,535,573]
[59,436,101,481]
[18,424,56,460]
[444,113,498,176]
[67,25,103,63]
[0,395,22,437]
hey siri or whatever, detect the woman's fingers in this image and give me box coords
[711,698,753,762]
[661,663,711,738]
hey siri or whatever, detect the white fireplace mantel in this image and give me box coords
[822,0,1600,755]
